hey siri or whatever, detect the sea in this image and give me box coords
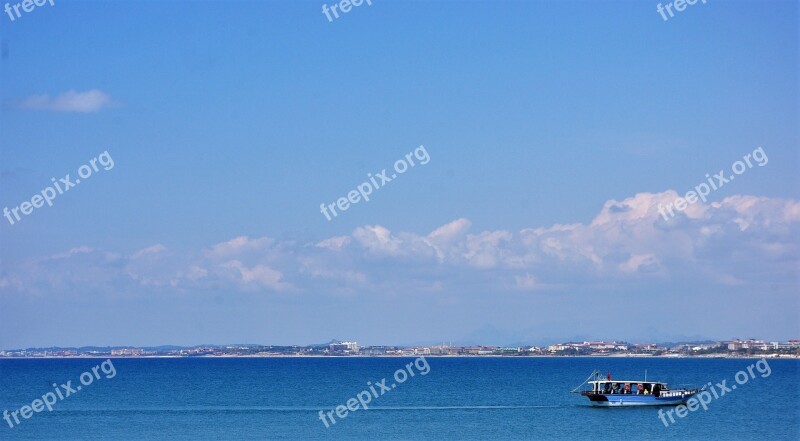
[1,357,797,440]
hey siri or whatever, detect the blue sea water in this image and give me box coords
[0,357,797,440]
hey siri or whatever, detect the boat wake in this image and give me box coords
[51,405,564,414]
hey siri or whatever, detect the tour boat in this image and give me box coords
[572,370,700,407]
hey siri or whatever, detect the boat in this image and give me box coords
[571,370,701,407]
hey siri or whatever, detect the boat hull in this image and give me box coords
[583,392,697,407]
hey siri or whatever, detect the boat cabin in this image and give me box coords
[587,380,669,396]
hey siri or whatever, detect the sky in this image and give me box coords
[0,0,798,348]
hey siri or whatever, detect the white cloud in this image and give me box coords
[219,260,289,291]
[315,236,350,250]
[428,218,471,243]
[618,254,662,274]
[427,218,471,262]
[205,236,274,260]
[464,230,513,268]
[352,225,404,255]
[18,89,114,113]
[131,244,168,259]
[182,265,208,281]
[50,246,94,260]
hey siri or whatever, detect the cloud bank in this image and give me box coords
[2,191,797,299]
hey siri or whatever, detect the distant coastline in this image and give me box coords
[3,354,799,360]
[3,338,798,359]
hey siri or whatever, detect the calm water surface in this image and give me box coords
[1,357,797,440]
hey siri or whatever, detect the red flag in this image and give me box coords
[607,371,611,381]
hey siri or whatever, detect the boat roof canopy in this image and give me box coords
[589,380,668,385]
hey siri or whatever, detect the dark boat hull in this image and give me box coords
[581,391,697,407]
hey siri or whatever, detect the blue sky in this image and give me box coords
[1,0,798,348]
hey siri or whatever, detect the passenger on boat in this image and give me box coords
[604,383,611,394]
[612,383,620,394]
[624,383,631,394]
[637,383,643,395]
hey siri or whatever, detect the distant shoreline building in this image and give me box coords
[329,341,359,354]
[547,341,629,353]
